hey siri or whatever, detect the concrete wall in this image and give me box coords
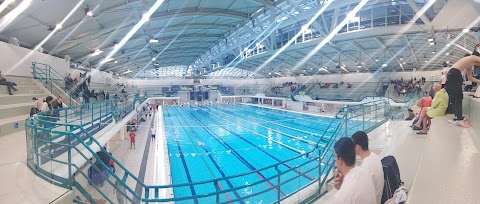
[0,41,128,84]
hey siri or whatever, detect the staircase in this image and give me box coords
[0,75,50,136]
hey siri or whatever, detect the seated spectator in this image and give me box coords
[333,137,376,204]
[351,131,384,203]
[0,70,18,95]
[414,84,449,134]
[405,109,415,120]
[51,97,63,121]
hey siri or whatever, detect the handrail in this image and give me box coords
[26,96,390,203]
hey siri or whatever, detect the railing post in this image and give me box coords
[145,187,149,202]
[275,165,281,203]
[214,181,220,203]
[374,104,377,123]
[80,106,83,126]
[362,105,365,131]
[67,133,72,187]
[317,148,322,194]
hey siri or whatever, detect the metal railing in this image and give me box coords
[32,62,83,106]
[25,96,391,203]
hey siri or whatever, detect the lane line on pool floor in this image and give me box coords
[170,107,241,203]
[164,108,200,204]
[179,107,287,197]
[186,107,317,182]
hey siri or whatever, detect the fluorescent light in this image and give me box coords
[114,60,118,63]
[463,28,470,33]
[86,11,93,16]
[446,53,450,55]
[91,49,103,56]
[375,59,379,62]
[402,61,406,65]
[152,58,156,61]
[382,63,387,67]
[400,57,403,60]
[56,23,62,29]
[425,60,428,62]
[100,58,114,63]
[432,51,436,53]
[142,14,149,22]
[149,39,158,43]
[429,42,435,45]
[427,38,434,42]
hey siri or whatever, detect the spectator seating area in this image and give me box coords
[0,75,50,136]
[308,82,380,101]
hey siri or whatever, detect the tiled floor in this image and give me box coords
[0,131,69,204]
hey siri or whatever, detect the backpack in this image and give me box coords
[381,156,403,204]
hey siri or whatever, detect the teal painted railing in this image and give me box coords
[31,62,84,107]
[26,98,391,203]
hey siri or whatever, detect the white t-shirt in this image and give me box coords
[441,67,450,84]
[39,102,49,111]
[334,166,377,204]
[361,152,384,204]
[150,128,155,135]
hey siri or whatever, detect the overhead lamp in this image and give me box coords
[463,28,470,33]
[446,52,450,55]
[427,37,434,42]
[400,57,403,61]
[87,11,93,16]
[429,42,435,45]
[91,49,103,56]
[149,39,158,43]
[375,58,379,62]
[425,60,428,63]
[402,61,406,65]
[152,58,156,61]
[432,51,436,54]
[55,23,62,29]
[357,64,362,68]
[382,63,387,67]
[269,72,271,75]
[114,60,118,63]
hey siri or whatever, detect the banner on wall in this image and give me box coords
[38,115,113,165]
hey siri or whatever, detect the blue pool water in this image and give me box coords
[163,104,371,203]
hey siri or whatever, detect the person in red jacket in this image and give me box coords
[129,132,136,149]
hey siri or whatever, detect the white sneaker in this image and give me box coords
[448,119,458,125]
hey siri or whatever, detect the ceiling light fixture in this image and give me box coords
[152,58,156,61]
[149,39,158,43]
[382,63,387,67]
[55,23,62,29]
[429,42,435,45]
[114,60,118,63]
[432,51,436,54]
[446,52,450,55]
[375,58,379,62]
[400,57,403,61]
[87,11,93,16]
[463,28,470,33]
[427,37,434,42]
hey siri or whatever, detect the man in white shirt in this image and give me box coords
[333,137,376,204]
[352,131,384,204]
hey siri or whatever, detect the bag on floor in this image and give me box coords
[384,186,408,204]
[381,155,403,204]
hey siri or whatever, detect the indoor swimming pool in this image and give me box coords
[162,104,373,203]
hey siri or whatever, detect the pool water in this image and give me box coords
[162,104,359,203]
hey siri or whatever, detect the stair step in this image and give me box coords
[0,114,28,137]
[0,94,46,106]
[0,86,46,95]
[0,102,35,119]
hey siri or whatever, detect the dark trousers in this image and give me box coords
[0,81,14,94]
[445,68,464,120]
